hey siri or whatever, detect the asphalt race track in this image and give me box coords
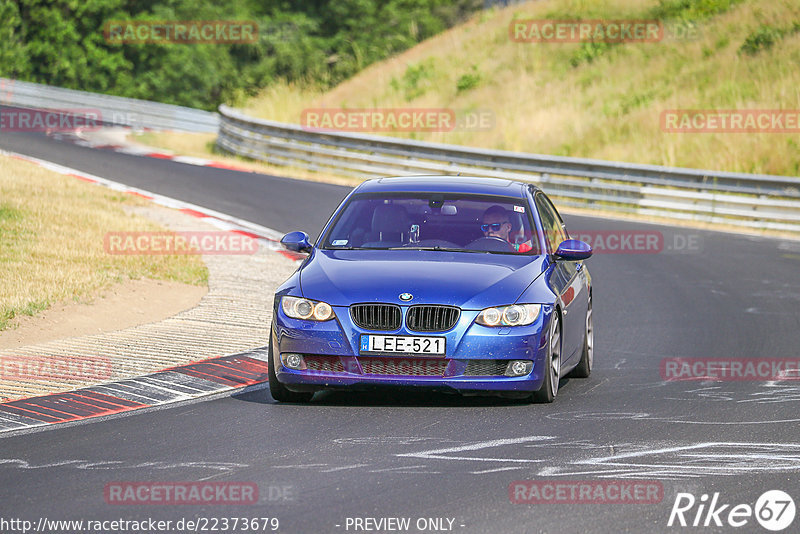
[2,128,800,533]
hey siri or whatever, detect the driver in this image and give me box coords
[481,205,532,253]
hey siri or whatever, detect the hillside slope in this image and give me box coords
[243,0,800,177]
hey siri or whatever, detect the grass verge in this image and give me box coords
[0,155,208,331]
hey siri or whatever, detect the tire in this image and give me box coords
[268,335,313,403]
[532,312,561,403]
[568,296,593,379]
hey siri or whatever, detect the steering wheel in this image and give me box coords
[465,236,515,252]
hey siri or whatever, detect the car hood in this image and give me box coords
[299,249,546,309]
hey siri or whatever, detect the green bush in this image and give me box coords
[651,0,744,20]
[739,23,800,55]
[0,0,483,110]
[456,66,481,93]
[392,59,437,101]
[569,41,612,68]
[740,26,781,55]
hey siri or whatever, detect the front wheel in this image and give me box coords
[532,312,561,403]
[568,296,593,378]
[268,335,313,403]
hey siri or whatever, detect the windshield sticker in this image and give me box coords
[514,205,525,213]
[332,239,349,246]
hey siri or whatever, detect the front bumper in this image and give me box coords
[271,304,553,396]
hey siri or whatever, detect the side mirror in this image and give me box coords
[555,239,592,261]
[280,231,313,253]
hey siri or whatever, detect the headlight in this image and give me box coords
[476,304,541,327]
[281,296,335,321]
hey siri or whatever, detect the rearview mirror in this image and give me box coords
[280,231,313,253]
[441,205,457,216]
[555,239,592,261]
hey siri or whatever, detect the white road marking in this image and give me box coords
[580,378,609,395]
[470,466,525,474]
[663,417,800,425]
[273,464,328,469]
[545,409,800,425]
[540,442,800,479]
[0,459,246,471]
[397,436,554,463]
[537,465,701,480]
[368,465,438,474]
[546,412,650,421]
[320,464,370,473]
[172,156,213,165]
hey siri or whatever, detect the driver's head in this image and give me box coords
[481,205,511,241]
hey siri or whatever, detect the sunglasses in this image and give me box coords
[481,222,508,232]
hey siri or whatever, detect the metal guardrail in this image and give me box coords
[0,78,218,132]
[2,79,796,233]
[217,104,800,233]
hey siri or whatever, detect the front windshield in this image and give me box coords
[321,193,541,254]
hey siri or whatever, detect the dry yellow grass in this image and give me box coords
[0,155,207,330]
[242,0,800,177]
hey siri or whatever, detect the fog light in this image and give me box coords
[505,360,533,377]
[282,353,305,370]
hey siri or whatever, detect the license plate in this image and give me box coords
[360,335,445,355]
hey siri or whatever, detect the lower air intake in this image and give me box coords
[464,360,509,376]
[304,355,345,373]
[359,357,447,376]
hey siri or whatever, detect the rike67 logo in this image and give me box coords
[668,490,796,531]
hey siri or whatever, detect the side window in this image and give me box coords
[535,193,567,253]
[541,194,566,231]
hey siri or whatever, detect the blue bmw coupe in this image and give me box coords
[269,176,593,403]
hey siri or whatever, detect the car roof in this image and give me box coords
[354,175,538,198]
